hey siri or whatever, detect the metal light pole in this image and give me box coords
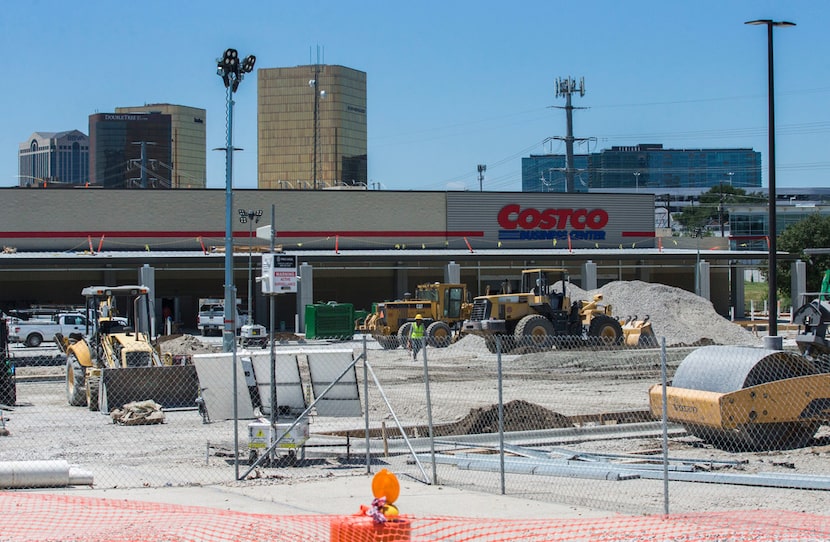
[217,48,256,353]
[238,209,263,324]
[309,67,326,190]
[633,171,640,192]
[745,19,795,340]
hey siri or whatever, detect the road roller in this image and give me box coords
[649,296,830,451]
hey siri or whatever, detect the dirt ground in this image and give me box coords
[6,326,830,516]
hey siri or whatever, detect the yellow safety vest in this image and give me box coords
[411,322,425,339]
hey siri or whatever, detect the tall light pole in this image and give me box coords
[477,164,486,191]
[238,209,263,324]
[745,19,795,340]
[309,66,326,190]
[217,48,255,353]
[633,171,640,192]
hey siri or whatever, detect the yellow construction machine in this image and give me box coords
[59,285,199,412]
[649,290,830,451]
[358,282,473,349]
[461,269,655,353]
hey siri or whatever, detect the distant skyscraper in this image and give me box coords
[522,144,761,192]
[88,112,172,188]
[588,144,761,190]
[258,64,367,189]
[115,104,207,188]
[18,130,89,186]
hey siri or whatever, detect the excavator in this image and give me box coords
[649,273,830,451]
[58,285,199,412]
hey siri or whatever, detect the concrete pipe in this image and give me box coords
[0,460,94,488]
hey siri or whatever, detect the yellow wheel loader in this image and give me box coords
[357,282,472,349]
[461,269,654,353]
[649,290,830,451]
[59,285,199,413]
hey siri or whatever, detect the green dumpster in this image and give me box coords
[305,302,355,340]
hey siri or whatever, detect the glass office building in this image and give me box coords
[524,144,761,192]
[258,64,367,189]
[521,154,590,192]
[588,144,761,190]
[18,130,89,186]
[89,112,172,188]
[115,104,206,188]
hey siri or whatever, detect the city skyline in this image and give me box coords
[2,1,828,191]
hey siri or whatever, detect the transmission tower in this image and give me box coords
[552,77,589,193]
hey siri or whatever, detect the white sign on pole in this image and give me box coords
[261,253,298,294]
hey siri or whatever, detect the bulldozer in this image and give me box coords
[357,282,473,349]
[58,285,199,412]
[461,269,656,353]
[648,284,830,451]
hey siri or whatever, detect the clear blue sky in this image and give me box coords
[2,1,827,191]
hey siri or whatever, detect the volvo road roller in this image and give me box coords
[649,292,830,451]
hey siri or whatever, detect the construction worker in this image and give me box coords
[409,314,425,360]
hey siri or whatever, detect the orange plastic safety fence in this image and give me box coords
[1,492,829,541]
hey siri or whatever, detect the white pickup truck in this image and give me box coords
[8,313,90,347]
[197,298,247,336]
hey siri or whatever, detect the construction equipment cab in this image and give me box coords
[62,285,199,412]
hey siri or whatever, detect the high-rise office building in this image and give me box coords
[89,112,172,188]
[258,64,367,189]
[588,144,761,190]
[522,144,761,192]
[18,130,89,186]
[115,104,207,188]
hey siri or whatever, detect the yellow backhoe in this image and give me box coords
[58,285,199,412]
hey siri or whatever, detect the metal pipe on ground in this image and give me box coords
[0,460,93,488]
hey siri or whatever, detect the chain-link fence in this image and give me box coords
[3,330,830,517]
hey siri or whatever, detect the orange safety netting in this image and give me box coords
[1,492,829,541]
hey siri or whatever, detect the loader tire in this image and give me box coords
[66,354,87,406]
[515,314,555,349]
[587,314,624,346]
[397,322,413,344]
[426,321,452,348]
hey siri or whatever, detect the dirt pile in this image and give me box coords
[561,280,761,347]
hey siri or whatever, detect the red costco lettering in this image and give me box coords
[497,204,608,230]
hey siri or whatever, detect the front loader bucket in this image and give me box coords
[99,365,200,413]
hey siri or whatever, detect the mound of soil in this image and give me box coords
[436,399,570,436]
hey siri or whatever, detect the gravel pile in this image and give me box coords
[564,280,761,347]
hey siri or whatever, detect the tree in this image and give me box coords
[675,186,763,233]
[776,213,830,301]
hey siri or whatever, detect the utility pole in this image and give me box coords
[552,77,588,193]
[477,164,486,191]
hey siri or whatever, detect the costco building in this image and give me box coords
[0,188,772,332]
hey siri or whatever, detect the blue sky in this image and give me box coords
[2,1,827,191]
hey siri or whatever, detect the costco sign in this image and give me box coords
[497,204,608,241]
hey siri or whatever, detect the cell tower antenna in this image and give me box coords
[551,76,589,193]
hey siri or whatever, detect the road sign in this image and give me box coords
[261,253,297,294]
